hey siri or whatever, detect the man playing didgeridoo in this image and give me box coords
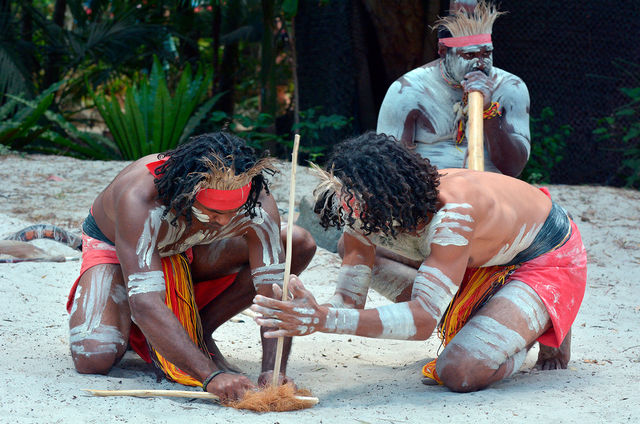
[377,0,530,177]
[252,132,587,392]
[67,132,316,400]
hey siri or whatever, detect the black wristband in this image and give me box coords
[202,369,225,391]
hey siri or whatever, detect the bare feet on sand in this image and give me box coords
[534,328,571,370]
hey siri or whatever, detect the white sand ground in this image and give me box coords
[0,153,639,424]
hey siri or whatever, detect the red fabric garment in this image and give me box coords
[512,186,587,347]
[510,219,587,347]
[67,233,237,363]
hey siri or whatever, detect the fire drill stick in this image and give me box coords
[271,134,300,387]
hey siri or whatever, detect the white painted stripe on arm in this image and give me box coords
[377,303,417,339]
[127,271,165,296]
[325,308,359,334]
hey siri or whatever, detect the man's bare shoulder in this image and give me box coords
[492,67,529,92]
[99,154,163,222]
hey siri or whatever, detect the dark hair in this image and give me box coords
[316,131,440,237]
[153,132,275,226]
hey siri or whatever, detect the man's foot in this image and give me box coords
[207,339,242,373]
[534,328,571,370]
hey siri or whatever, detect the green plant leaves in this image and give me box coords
[91,56,218,160]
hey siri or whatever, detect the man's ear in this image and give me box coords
[438,44,447,58]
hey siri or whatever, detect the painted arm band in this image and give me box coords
[251,263,285,289]
[127,271,166,297]
[326,264,372,308]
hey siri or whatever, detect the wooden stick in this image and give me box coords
[467,91,484,171]
[271,134,300,387]
[83,388,319,405]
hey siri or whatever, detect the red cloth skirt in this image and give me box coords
[66,234,237,363]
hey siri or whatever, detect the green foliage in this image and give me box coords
[293,108,352,161]
[520,107,571,185]
[91,57,220,159]
[593,62,640,188]
[0,80,119,160]
[208,107,351,161]
[0,81,116,160]
[0,81,69,150]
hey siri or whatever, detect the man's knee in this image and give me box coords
[69,327,127,375]
[292,226,316,263]
[436,344,488,392]
[71,342,123,374]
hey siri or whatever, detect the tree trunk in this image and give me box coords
[360,0,440,84]
[43,0,66,88]
[260,0,278,153]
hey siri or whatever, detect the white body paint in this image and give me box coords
[127,271,165,296]
[426,203,474,248]
[412,264,458,319]
[482,222,542,266]
[377,61,530,171]
[70,324,124,357]
[325,308,359,334]
[331,264,372,306]
[135,207,164,268]
[377,303,417,339]
[69,266,125,357]
[446,315,527,370]
[493,281,550,333]
[191,206,210,223]
[370,264,413,302]
[251,263,285,288]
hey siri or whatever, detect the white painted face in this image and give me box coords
[192,201,241,227]
[444,43,493,82]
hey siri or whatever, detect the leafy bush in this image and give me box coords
[520,107,571,185]
[90,56,221,159]
[208,107,351,162]
[0,79,119,160]
[593,62,640,188]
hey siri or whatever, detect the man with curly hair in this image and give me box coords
[377,0,530,177]
[252,132,587,392]
[67,132,316,401]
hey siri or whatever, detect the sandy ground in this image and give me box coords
[0,153,639,424]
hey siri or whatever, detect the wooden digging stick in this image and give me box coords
[83,389,319,406]
[271,134,300,388]
[467,91,485,171]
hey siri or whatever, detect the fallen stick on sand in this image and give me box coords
[83,386,319,412]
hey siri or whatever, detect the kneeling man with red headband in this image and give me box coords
[66,132,316,401]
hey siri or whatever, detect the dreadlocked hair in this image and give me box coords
[313,131,440,238]
[434,1,504,37]
[153,132,277,227]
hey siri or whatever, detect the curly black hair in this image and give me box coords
[153,132,275,226]
[316,131,441,237]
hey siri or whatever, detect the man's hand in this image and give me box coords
[462,70,496,109]
[251,275,326,338]
[205,372,255,401]
[257,370,295,388]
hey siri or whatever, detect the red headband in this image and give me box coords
[439,33,492,48]
[195,183,252,211]
[145,158,251,211]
